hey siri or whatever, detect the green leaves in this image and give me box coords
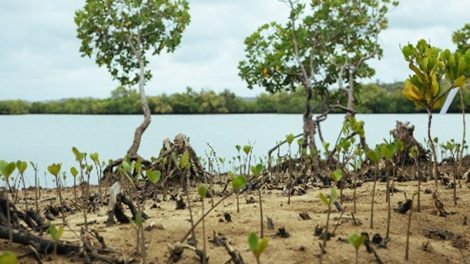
[16,160,27,174]
[47,163,62,178]
[146,170,161,184]
[330,169,342,183]
[75,0,191,87]
[243,145,252,155]
[90,152,100,164]
[198,184,208,199]
[0,251,18,264]
[232,175,247,191]
[1,162,16,180]
[285,133,295,145]
[180,150,191,170]
[250,164,264,177]
[319,187,337,206]
[248,232,269,259]
[48,224,64,241]
[70,167,78,178]
[348,233,366,249]
[366,149,380,163]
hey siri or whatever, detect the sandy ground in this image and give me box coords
[2,180,470,264]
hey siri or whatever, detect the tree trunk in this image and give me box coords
[303,86,317,153]
[345,69,355,118]
[427,110,438,192]
[127,54,151,157]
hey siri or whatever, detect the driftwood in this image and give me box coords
[390,121,429,165]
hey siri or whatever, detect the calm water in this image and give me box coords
[1,114,468,186]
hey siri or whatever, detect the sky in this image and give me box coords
[0,0,469,101]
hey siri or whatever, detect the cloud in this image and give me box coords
[0,0,468,100]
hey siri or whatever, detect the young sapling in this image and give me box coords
[366,147,381,229]
[1,161,16,242]
[197,184,208,264]
[348,233,366,264]
[48,163,66,225]
[251,163,265,237]
[48,224,64,257]
[248,232,269,264]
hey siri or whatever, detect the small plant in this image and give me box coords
[441,139,460,205]
[405,192,417,261]
[248,232,268,264]
[285,134,295,205]
[380,140,399,239]
[0,251,18,264]
[197,184,208,264]
[319,169,342,262]
[408,146,421,211]
[0,161,16,242]
[70,167,79,203]
[348,233,366,264]
[231,172,247,213]
[48,163,66,224]
[48,224,64,256]
[251,163,265,237]
[16,160,28,209]
[366,146,381,229]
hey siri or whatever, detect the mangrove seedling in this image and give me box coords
[380,141,398,239]
[366,147,381,229]
[243,144,253,176]
[48,224,64,256]
[197,184,208,264]
[48,163,66,224]
[405,193,417,261]
[70,167,78,204]
[248,232,268,264]
[319,169,342,250]
[30,162,40,212]
[231,172,247,213]
[0,251,18,264]
[251,163,265,237]
[1,161,16,242]
[441,139,460,205]
[319,185,338,262]
[348,233,366,264]
[286,133,295,205]
[15,161,27,208]
[180,150,197,245]
[408,146,421,211]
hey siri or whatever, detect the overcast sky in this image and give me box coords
[0,0,469,101]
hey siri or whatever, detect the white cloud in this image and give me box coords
[0,0,468,100]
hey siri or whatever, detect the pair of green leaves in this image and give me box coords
[285,133,295,145]
[250,164,264,177]
[319,187,337,206]
[248,232,268,259]
[231,172,247,191]
[348,233,366,249]
[48,224,64,241]
[47,163,62,178]
[0,161,16,180]
[173,150,191,170]
[146,170,161,184]
[198,184,208,199]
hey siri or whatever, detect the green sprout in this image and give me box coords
[0,251,18,264]
[251,163,265,237]
[198,184,208,264]
[48,224,64,256]
[348,233,366,264]
[248,232,268,264]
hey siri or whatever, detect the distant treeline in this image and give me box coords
[1,83,469,115]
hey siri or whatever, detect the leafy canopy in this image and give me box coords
[75,0,190,86]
